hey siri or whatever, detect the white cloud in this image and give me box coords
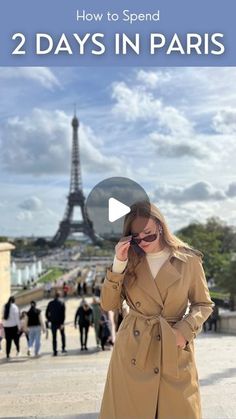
[111,81,193,136]
[212,108,236,135]
[0,108,122,176]
[136,69,172,89]
[149,133,205,159]
[0,67,60,90]
[153,181,226,204]
[16,210,33,221]
[19,196,43,211]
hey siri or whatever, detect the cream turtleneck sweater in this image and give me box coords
[112,246,171,278]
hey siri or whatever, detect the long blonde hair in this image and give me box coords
[123,200,201,281]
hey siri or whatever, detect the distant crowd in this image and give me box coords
[0,292,117,359]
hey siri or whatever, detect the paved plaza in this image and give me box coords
[0,297,236,419]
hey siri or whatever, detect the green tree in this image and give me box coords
[177,220,228,280]
[215,259,236,310]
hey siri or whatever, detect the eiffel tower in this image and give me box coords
[52,114,98,246]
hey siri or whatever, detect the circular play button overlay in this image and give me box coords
[85,176,150,240]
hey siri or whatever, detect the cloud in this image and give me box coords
[19,196,43,211]
[149,133,205,159]
[111,81,193,136]
[227,182,236,197]
[0,67,60,90]
[16,210,33,221]
[153,181,226,204]
[212,108,236,135]
[136,69,172,89]
[0,108,122,176]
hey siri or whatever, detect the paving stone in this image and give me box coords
[0,298,236,418]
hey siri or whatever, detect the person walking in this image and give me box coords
[2,296,20,359]
[91,297,102,348]
[99,201,214,419]
[74,300,93,351]
[26,301,45,357]
[18,311,29,346]
[46,291,66,356]
[0,321,4,353]
[208,303,219,332]
[100,310,113,351]
[63,282,69,298]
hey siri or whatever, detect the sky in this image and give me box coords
[0,66,236,237]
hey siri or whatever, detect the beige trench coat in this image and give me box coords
[99,247,214,419]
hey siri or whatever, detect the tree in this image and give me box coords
[176,220,229,280]
[215,259,236,310]
[0,236,8,242]
[176,217,236,310]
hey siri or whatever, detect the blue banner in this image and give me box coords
[0,0,235,66]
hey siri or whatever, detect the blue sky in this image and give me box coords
[0,67,236,237]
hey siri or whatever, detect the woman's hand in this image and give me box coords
[115,235,132,261]
[172,328,187,349]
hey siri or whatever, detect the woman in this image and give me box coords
[26,301,45,357]
[2,296,20,359]
[74,300,93,351]
[99,201,214,419]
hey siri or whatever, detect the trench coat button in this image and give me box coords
[135,301,141,308]
[134,330,140,336]
[131,358,136,365]
[156,334,161,341]
[154,367,159,374]
[112,284,118,289]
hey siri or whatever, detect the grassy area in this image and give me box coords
[81,244,113,257]
[38,267,65,284]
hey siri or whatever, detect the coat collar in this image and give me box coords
[133,247,191,309]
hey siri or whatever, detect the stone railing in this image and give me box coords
[218,311,236,335]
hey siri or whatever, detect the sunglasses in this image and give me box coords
[131,233,158,245]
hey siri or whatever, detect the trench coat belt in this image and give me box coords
[129,308,182,378]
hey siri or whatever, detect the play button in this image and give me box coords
[85,177,150,241]
[108,198,130,222]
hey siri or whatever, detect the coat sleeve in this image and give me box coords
[173,254,215,343]
[100,264,127,312]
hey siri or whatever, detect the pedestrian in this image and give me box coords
[100,310,113,351]
[82,282,87,296]
[74,300,93,351]
[63,282,69,298]
[99,201,214,419]
[94,284,101,297]
[208,303,219,332]
[0,321,4,352]
[2,296,20,359]
[77,282,82,296]
[45,291,66,356]
[26,301,45,357]
[18,311,29,345]
[44,282,52,298]
[91,297,102,348]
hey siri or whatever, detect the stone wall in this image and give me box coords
[0,243,15,314]
[218,312,236,335]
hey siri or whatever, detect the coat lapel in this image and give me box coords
[153,256,181,302]
[134,248,189,308]
[135,257,164,309]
